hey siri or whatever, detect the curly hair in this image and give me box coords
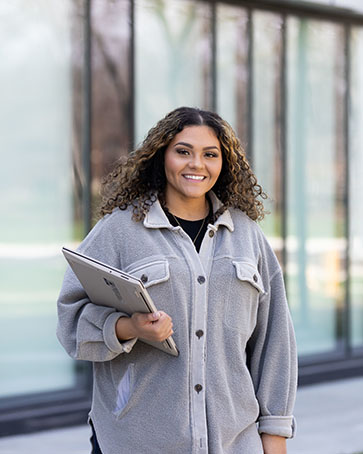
[99,106,266,221]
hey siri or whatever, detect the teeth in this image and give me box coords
[184,175,205,180]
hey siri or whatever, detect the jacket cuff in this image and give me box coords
[258,415,296,439]
[103,312,138,354]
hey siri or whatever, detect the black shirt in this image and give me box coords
[164,203,212,253]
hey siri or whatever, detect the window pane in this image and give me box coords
[91,0,131,213]
[216,4,249,142]
[286,0,363,13]
[349,27,363,349]
[286,18,346,356]
[0,0,81,397]
[252,11,283,258]
[135,0,212,144]
[328,0,363,13]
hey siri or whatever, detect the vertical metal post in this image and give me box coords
[130,0,135,152]
[247,8,254,166]
[344,23,351,355]
[211,0,217,112]
[78,0,93,390]
[83,0,92,234]
[294,19,309,324]
[281,14,288,275]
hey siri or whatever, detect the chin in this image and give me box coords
[183,191,208,199]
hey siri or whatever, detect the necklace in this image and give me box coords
[169,212,207,245]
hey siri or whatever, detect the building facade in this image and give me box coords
[0,0,363,436]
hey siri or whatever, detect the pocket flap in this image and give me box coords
[127,260,170,288]
[232,261,265,294]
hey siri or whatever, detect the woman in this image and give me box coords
[57,107,297,454]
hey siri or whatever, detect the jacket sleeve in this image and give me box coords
[247,268,297,438]
[56,216,137,362]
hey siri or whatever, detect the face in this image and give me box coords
[164,125,223,207]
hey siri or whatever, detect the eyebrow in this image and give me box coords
[174,141,220,151]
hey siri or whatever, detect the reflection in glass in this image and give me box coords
[349,27,363,348]
[286,18,346,355]
[334,0,363,13]
[135,0,212,144]
[251,11,283,257]
[286,0,363,13]
[0,1,81,397]
[216,4,249,143]
[91,0,131,214]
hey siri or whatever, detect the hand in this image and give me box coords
[261,434,287,454]
[116,311,173,342]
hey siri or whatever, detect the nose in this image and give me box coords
[189,154,204,169]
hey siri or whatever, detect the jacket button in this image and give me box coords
[197,276,205,284]
[208,230,214,238]
[253,274,258,283]
[196,330,204,339]
[194,384,203,394]
[140,274,148,283]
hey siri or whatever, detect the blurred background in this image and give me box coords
[0,0,363,442]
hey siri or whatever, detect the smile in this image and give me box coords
[183,175,206,181]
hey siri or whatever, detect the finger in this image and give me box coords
[150,319,173,337]
[156,329,174,342]
[141,312,160,323]
[158,312,172,323]
[155,319,173,334]
[131,312,160,330]
[150,311,161,321]
[163,329,174,341]
[158,310,172,318]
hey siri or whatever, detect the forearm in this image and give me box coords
[115,316,138,340]
[261,434,287,454]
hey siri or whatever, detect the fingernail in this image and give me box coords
[153,312,160,319]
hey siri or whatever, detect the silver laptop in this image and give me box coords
[62,247,179,357]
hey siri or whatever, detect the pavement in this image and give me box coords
[0,376,362,454]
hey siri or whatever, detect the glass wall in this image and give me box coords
[208,4,363,359]
[251,11,284,254]
[286,18,346,355]
[0,1,82,397]
[337,0,363,12]
[287,0,363,13]
[349,27,363,349]
[135,0,212,144]
[91,0,132,216]
[216,4,249,143]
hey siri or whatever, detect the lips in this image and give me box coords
[182,174,206,181]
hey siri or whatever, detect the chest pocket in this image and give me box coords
[124,259,171,314]
[126,259,170,288]
[224,261,265,335]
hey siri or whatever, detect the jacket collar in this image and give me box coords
[143,191,234,232]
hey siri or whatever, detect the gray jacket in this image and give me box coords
[57,192,297,454]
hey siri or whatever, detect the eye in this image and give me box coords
[205,151,219,158]
[176,148,190,155]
